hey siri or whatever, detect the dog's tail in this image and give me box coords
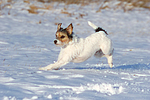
[88,21,108,35]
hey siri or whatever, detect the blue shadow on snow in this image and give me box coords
[61,63,150,70]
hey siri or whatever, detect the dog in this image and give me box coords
[39,21,114,70]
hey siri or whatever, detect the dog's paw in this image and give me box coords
[39,67,50,71]
[39,67,46,70]
[109,63,114,68]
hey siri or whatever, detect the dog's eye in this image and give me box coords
[60,35,65,39]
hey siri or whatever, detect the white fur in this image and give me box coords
[39,21,114,70]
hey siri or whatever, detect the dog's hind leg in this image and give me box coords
[105,55,113,68]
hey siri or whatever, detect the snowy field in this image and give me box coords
[0,1,150,100]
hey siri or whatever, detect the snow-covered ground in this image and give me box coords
[0,1,150,100]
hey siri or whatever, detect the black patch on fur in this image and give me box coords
[95,27,108,35]
[57,28,73,39]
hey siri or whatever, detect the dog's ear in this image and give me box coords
[66,23,73,35]
[57,23,62,31]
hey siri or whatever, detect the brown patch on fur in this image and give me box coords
[56,32,71,44]
[61,37,70,43]
[57,23,62,31]
[66,23,73,35]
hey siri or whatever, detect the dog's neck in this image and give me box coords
[62,33,80,48]
[70,33,80,43]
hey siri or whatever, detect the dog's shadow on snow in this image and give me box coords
[114,63,150,70]
[61,63,150,70]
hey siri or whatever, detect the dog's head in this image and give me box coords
[54,23,73,47]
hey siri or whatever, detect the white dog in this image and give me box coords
[39,21,114,70]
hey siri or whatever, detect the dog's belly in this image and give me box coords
[72,56,90,63]
[71,50,95,63]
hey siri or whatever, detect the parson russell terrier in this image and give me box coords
[39,21,114,70]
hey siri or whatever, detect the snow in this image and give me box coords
[0,1,150,100]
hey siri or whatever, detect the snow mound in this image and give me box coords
[72,83,124,96]
[0,77,14,83]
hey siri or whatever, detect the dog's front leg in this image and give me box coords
[39,60,68,70]
[39,52,72,70]
[39,47,76,71]
[39,63,58,71]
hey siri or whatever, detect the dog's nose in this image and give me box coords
[54,40,57,44]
